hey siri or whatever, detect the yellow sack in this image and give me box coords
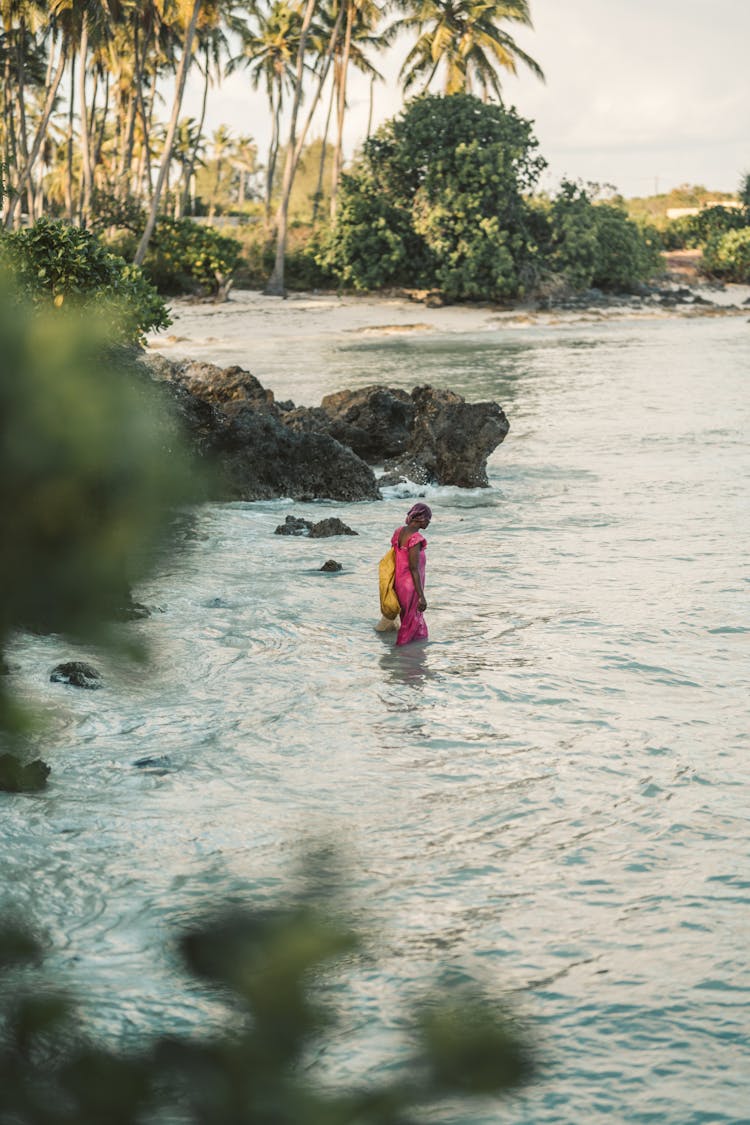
[378,547,401,620]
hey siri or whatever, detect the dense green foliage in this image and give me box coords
[319,97,665,298]
[0,280,192,735]
[1,218,169,345]
[701,227,750,282]
[143,218,243,296]
[531,182,660,292]
[0,872,531,1125]
[319,94,546,299]
[659,204,748,251]
[109,217,243,297]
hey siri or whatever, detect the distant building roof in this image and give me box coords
[667,200,742,221]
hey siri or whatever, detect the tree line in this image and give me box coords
[0,0,544,293]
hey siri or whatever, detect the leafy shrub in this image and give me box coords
[1,217,168,344]
[319,94,546,299]
[590,204,662,289]
[537,182,661,292]
[661,205,747,250]
[139,217,242,296]
[701,226,750,281]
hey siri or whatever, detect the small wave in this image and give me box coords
[379,480,504,507]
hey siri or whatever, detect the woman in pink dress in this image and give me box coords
[391,503,431,645]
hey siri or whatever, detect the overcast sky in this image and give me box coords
[183,0,750,198]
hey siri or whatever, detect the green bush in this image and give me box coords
[1,217,169,345]
[591,203,662,289]
[319,94,545,299]
[661,205,747,250]
[538,182,661,292]
[139,217,242,296]
[701,226,750,281]
[0,278,194,742]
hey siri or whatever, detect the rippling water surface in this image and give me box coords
[4,308,749,1123]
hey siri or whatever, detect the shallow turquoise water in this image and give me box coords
[3,312,749,1122]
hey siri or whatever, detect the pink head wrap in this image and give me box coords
[406,502,432,523]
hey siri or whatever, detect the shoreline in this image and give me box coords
[146,282,749,402]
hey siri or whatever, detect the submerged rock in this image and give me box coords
[275,515,313,536]
[50,662,103,689]
[320,559,343,572]
[275,516,357,538]
[309,518,357,538]
[0,753,50,792]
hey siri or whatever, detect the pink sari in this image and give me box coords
[391,527,428,645]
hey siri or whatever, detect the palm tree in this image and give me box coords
[172,116,205,215]
[207,123,232,217]
[3,0,69,226]
[134,0,204,265]
[394,0,543,99]
[327,0,390,217]
[228,0,301,224]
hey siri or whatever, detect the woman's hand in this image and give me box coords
[418,595,427,612]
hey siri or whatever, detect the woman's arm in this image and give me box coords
[408,543,427,611]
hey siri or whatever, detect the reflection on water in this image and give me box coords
[3,314,750,1124]
[379,640,436,689]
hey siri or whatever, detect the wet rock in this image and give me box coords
[275,515,313,536]
[0,753,50,792]
[50,662,103,689]
[309,518,357,538]
[378,457,433,488]
[146,355,509,496]
[388,386,509,488]
[320,559,343,572]
[275,516,358,538]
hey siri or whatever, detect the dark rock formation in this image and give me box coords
[50,662,103,689]
[288,384,508,487]
[0,753,50,792]
[146,356,509,496]
[146,357,380,503]
[320,559,342,572]
[274,516,357,537]
[398,385,509,488]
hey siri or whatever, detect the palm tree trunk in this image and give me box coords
[133,21,154,204]
[134,0,203,266]
[182,44,210,216]
[266,0,340,295]
[312,76,335,226]
[367,74,375,137]
[93,70,110,187]
[4,40,67,228]
[65,52,77,222]
[264,82,282,227]
[78,14,94,226]
[330,1,353,219]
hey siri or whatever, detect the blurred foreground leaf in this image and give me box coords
[0,876,533,1125]
[0,273,196,757]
